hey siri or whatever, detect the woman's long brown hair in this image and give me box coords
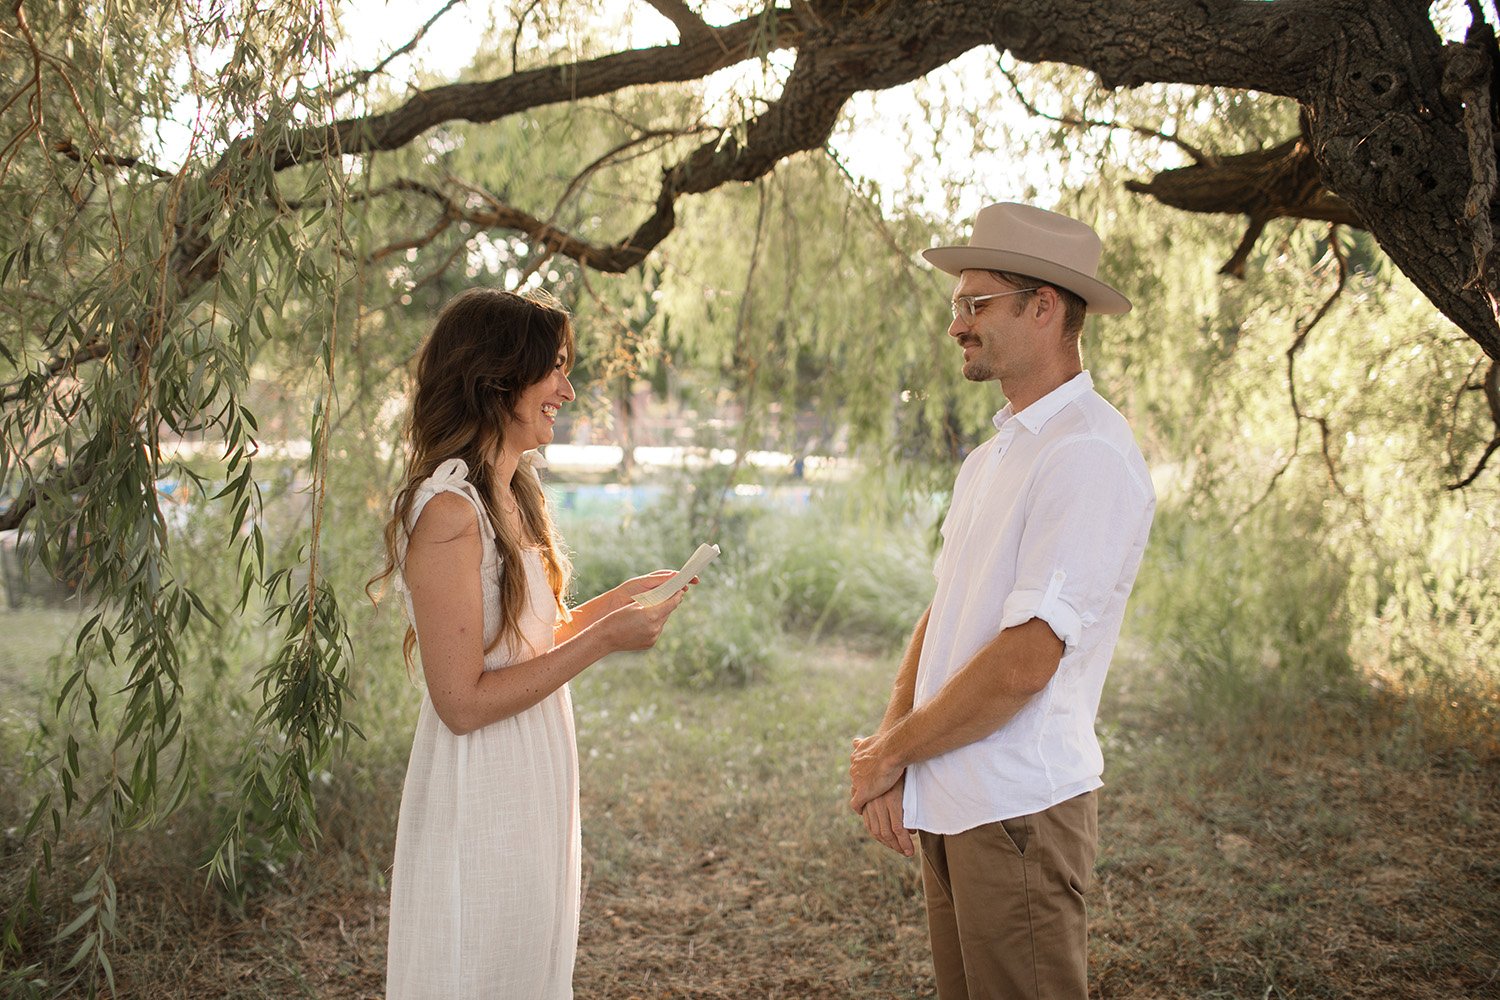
[368,287,575,670]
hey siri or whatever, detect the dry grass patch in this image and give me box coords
[5,639,1497,999]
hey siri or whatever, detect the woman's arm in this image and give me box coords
[553,570,681,643]
[405,493,686,736]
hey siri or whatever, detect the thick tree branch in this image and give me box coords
[115,0,1500,372]
[341,12,976,275]
[979,0,1333,97]
[1125,137,1362,276]
[269,10,801,170]
[1442,27,1498,290]
[0,459,94,532]
[0,486,39,532]
[967,0,1500,360]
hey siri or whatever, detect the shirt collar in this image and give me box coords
[992,371,1094,434]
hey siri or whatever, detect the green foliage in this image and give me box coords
[744,498,933,644]
[205,576,357,902]
[562,481,932,689]
[1131,502,1358,729]
[0,2,374,986]
[646,577,778,689]
[931,63,1498,738]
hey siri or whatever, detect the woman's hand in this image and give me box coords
[607,569,701,613]
[613,570,680,601]
[556,570,698,644]
[595,586,689,651]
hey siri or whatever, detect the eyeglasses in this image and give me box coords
[950,288,1038,322]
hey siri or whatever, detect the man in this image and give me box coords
[848,203,1155,1000]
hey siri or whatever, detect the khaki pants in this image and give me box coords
[917,790,1098,1000]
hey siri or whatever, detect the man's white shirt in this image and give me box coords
[904,371,1155,835]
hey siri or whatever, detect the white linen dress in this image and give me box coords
[386,458,580,999]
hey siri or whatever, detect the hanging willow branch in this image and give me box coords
[1447,361,1500,488]
[1234,224,1350,525]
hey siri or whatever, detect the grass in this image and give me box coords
[0,605,85,696]
[4,622,1496,999]
[1093,646,1500,1000]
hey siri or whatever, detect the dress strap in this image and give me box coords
[412,459,493,532]
[428,457,470,487]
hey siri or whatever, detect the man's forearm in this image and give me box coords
[879,606,930,732]
[881,617,1064,771]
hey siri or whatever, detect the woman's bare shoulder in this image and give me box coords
[409,490,483,547]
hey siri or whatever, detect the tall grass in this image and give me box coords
[1128,500,1359,735]
[557,482,934,689]
[1122,478,1499,772]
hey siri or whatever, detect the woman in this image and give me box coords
[372,287,688,998]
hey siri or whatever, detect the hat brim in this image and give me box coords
[921,246,1132,315]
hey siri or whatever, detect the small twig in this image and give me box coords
[1234,225,1350,524]
[1452,438,1500,489]
[405,239,470,297]
[573,267,657,387]
[998,63,1212,165]
[290,178,458,263]
[1443,356,1488,468]
[508,124,712,285]
[368,213,457,263]
[1289,227,1350,495]
[553,127,711,219]
[1448,362,1500,489]
[0,340,111,406]
[283,176,448,212]
[509,243,557,292]
[511,0,544,74]
[329,0,468,100]
[0,0,49,179]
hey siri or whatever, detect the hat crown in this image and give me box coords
[970,203,1102,278]
[919,201,1130,314]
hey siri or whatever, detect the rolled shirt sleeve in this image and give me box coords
[998,437,1154,652]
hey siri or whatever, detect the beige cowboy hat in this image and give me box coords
[922,203,1132,315]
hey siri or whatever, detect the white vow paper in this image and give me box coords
[633,543,720,607]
